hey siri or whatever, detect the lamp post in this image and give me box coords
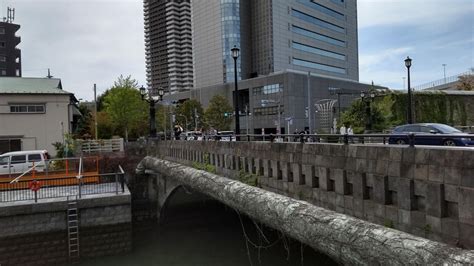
[140,86,164,138]
[231,46,240,140]
[442,64,447,84]
[360,91,375,132]
[405,56,413,124]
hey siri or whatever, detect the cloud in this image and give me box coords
[360,46,414,72]
[6,0,146,101]
[358,0,474,30]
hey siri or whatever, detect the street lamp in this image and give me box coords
[231,46,240,139]
[360,91,375,132]
[140,86,164,138]
[404,56,413,124]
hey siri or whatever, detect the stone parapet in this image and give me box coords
[137,140,474,249]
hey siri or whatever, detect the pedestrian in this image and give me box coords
[174,125,183,140]
[340,124,347,135]
[347,125,354,135]
[347,125,354,143]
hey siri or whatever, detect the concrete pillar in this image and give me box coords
[292,163,303,185]
[302,164,317,188]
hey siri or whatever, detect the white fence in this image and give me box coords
[76,138,124,153]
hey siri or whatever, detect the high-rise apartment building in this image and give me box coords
[192,0,358,88]
[144,0,193,94]
[0,10,21,77]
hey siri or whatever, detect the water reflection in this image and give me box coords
[81,200,336,266]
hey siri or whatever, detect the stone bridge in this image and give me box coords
[129,140,474,264]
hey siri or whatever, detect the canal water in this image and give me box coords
[80,200,336,266]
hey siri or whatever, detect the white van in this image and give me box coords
[184,131,203,141]
[0,150,50,175]
[217,131,236,141]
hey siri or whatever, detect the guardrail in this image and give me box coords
[169,133,474,148]
[76,138,124,153]
[0,166,125,203]
[412,69,473,91]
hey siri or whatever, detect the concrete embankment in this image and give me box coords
[0,191,131,266]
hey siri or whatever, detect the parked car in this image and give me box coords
[388,123,474,146]
[0,150,50,175]
[184,131,203,141]
[217,131,236,141]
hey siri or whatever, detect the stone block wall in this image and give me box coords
[142,141,474,249]
[0,193,132,265]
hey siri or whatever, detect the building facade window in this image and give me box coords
[0,138,21,154]
[0,69,6,76]
[0,28,4,34]
[291,9,344,33]
[0,42,5,48]
[220,0,241,83]
[296,0,344,20]
[291,25,345,47]
[254,105,284,116]
[253,83,283,95]
[0,55,6,62]
[292,41,345,60]
[9,104,46,114]
[330,0,345,5]
[293,58,346,74]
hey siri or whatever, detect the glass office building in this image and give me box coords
[192,0,359,88]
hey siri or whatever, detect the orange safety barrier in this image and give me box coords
[0,156,101,190]
[0,172,100,190]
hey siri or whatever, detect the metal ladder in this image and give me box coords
[67,197,80,260]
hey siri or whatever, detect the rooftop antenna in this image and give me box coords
[6,7,14,23]
[47,68,53,79]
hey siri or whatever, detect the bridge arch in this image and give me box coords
[136,156,474,265]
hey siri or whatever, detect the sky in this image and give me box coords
[2,0,474,101]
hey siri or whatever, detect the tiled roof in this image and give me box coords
[0,77,72,95]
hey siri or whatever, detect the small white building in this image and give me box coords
[0,77,80,156]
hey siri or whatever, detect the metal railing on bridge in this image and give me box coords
[167,133,474,148]
[412,69,473,91]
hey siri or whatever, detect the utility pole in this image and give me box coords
[278,89,282,135]
[442,64,447,84]
[193,108,196,131]
[245,105,249,135]
[94,84,98,140]
[307,71,312,134]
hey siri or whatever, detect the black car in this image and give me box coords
[388,123,473,146]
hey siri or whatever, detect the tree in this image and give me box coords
[175,99,204,131]
[102,76,148,141]
[95,111,114,139]
[156,104,175,135]
[204,94,233,131]
[339,99,386,133]
[97,75,139,111]
[74,103,93,139]
[456,70,474,91]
